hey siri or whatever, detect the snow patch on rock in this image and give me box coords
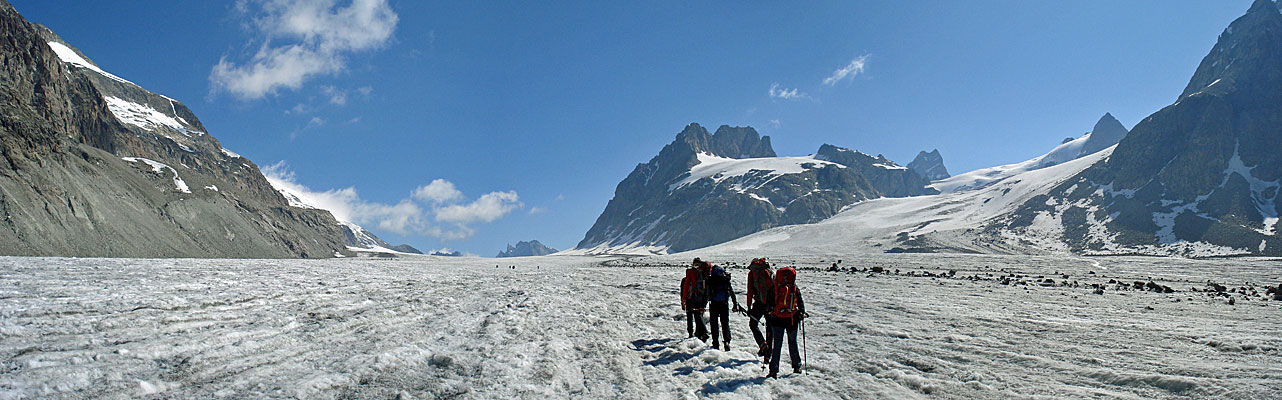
[103,96,203,136]
[121,157,190,193]
[46,41,135,86]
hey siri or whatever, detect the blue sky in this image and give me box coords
[11,1,1258,255]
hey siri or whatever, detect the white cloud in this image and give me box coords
[412,179,464,204]
[768,83,807,100]
[769,119,781,128]
[307,116,326,128]
[435,191,522,224]
[322,85,347,105]
[528,207,546,215]
[823,54,870,86]
[262,163,520,240]
[210,0,399,100]
[262,161,425,234]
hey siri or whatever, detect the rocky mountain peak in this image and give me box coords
[1000,1,1282,256]
[497,240,558,257]
[1250,0,1279,14]
[907,149,951,181]
[674,123,774,159]
[1078,113,1128,157]
[1180,0,1282,99]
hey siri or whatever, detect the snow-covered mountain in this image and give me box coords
[573,123,935,255]
[0,2,349,258]
[930,113,1128,194]
[702,139,1116,256]
[706,1,1282,258]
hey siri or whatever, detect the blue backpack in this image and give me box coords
[708,266,732,302]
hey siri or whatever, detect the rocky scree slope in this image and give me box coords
[0,1,349,258]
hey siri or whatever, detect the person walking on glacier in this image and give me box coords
[681,258,710,341]
[705,262,743,351]
[766,266,808,378]
[745,258,774,362]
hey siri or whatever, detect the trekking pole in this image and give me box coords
[802,318,807,373]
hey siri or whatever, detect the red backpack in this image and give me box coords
[683,267,708,309]
[772,267,799,319]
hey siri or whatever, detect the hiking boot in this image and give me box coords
[722,343,730,351]
[710,342,719,350]
[793,366,802,374]
[765,372,778,379]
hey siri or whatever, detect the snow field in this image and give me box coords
[1,254,1279,399]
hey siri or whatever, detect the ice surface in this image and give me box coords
[932,133,1092,194]
[0,254,1278,399]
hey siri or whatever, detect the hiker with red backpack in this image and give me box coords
[681,258,710,341]
[705,261,744,351]
[766,266,808,378]
[745,258,774,362]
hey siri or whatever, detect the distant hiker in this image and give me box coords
[681,258,710,341]
[705,262,743,351]
[767,266,808,378]
[745,258,774,361]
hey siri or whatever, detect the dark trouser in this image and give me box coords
[686,309,707,340]
[769,323,801,375]
[748,304,770,351]
[708,301,730,347]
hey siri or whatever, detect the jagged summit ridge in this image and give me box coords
[673,123,776,159]
[907,149,950,181]
[496,240,558,257]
